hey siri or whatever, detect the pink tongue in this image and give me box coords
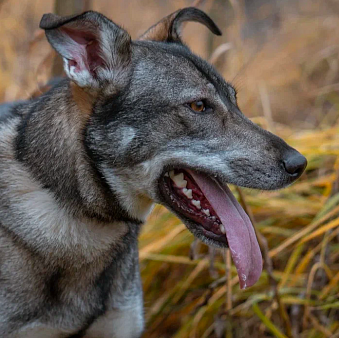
[188,171,262,289]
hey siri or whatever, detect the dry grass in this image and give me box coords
[1,0,339,337]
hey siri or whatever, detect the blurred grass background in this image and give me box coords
[1,0,339,337]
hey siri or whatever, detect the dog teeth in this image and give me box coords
[182,188,192,199]
[219,224,226,234]
[211,216,216,221]
[191,199,201,209]
[202,209,210,216]
[164,172,169,177]
[171,172,187,188]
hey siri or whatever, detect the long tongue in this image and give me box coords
[188,171,262,289]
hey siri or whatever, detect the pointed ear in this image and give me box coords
[40,11,131,90]
[139,7,222,42]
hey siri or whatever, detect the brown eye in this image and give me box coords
[190,100,205,112]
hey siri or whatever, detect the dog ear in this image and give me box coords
[40,11,131,90]
[139,7,221,42]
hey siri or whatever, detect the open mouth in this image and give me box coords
[159,168,263,289]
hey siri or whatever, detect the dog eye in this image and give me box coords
[189,100,206,112]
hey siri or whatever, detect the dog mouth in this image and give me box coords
[158,168,262,289]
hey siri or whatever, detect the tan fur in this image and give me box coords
[71,82,96,124]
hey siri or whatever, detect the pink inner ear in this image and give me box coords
[61,27,106,75]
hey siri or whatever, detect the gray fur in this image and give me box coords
[0,8,306,337]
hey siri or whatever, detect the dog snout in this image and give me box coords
[282,150,307,177]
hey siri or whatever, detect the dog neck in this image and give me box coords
[15,79,144,226]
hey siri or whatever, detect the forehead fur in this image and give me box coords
[129,40,235,105]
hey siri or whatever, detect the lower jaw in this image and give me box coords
[181,211,227,244]
[158,173,228,246]
[199,225,228,244]
[180,219,228,248]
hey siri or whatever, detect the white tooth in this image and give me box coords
[169,170,175,178]
[202,209,210,216]
[192,199,201,209]
[211,216,216,221]
[172,173,187,188]
[182,188,193,199]
[219,224,226,234]
[164,172,169,177]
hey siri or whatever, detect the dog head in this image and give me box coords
[41,8,307,288]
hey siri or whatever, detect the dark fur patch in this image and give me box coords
[67,330,87,338]
[15,104,36,163]
[45,269,63,303]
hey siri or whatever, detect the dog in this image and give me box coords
[0,7,307,338]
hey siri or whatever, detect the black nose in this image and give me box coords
[283,151,307,176]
